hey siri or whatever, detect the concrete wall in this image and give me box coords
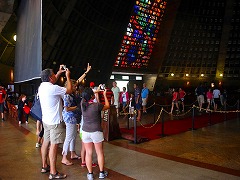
[0,63,13,85]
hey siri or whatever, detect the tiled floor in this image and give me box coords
[0,111,240,180]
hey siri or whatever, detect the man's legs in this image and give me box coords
[0,103,4,120]
[143,105,146,113]
[137,109,141,121]
[142,98,147,113]
[36,120,41,135]
[181,101,185,112]
[170,102,174,114]
[41,140,50,169]
[41,122,66,178]
[49,143,59,174]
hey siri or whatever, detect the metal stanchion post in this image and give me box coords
[133,111,137,144]
[191,105,196,130]
[237,100,239,120]
[127,112,130,129]
[208,110,211,126]
[224,103,227,121]
[161,107,165,137]
[153,102,156,123]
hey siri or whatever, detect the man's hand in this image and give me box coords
[65,68,71,79]
[59,64,66,73]
[86,63,92,73]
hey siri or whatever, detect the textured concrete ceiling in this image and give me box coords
[0,0,14,33]
[0,0,16,67]
[0,0,135,84]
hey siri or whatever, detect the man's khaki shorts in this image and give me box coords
[142,98,147,106]
[43,121,65,144]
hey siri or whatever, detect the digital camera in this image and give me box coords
[62,65,67,70]
[100,84,105,90]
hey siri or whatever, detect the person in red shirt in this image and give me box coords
[206,88,213,111]
[179,88,186,112]
[0,85,7,121]
[98,86,113,105]
[170,88,179,114]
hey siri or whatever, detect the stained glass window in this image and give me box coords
[114,0,167,69]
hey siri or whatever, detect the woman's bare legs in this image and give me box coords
[94,142,104,171]
[81,141,86,164]
[84,142,93,173]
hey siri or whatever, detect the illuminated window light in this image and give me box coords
[201,74,204,77]
[171,73,174,76]
[114,0,167,69]
[185,73,189,77]
[13,34,17,41]
[122,76,129,80]
[110,75,114,80]
[10,70,14,81]
[136,76,142,80]
[220,73,223,77]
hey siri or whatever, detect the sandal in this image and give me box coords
[71,155,81,160]
[41,165,50,173]
[49,172,67,179]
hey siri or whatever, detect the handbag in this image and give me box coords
[23,105,30,114]
[30,93,42,120]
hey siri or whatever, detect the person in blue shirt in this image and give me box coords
[141,83,149,113]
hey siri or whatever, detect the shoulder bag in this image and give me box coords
[30,93,42,120]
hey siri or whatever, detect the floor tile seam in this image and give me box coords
[108,141,240,177]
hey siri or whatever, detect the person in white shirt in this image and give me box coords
[111,81,120,117]
[39,65,71,179]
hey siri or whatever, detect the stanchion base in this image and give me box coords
[189,128,197,131]
[122,135,149,144]
[131,136,149,144]
[159,134,167,137]
[157,134,167,137]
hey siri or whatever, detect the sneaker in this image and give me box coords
[87,173,94,180]
[99,171,108,179]
[81,162,98,167]
[25,121,28,124]
[19,121,21,125]
[36,143,41,148]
